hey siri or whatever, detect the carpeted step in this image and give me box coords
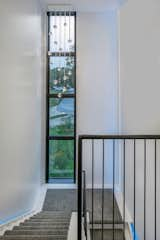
[91,229,124,240]
[25,219,69,223]
[4,230,68,235]
[0,236,67,240]
[30,216,70,220]
[20,222,69,227]
[36,211,68,215]
[30,215,70,219]
[13,225,69,230]
[32,211,69,215]
[90,220,124,224]
[26,217,69,221]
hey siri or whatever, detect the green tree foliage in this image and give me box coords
[49,140,74,178]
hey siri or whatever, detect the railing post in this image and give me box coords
[133,139,136,240]
[123,139,126,240]
[83,170,88,240]
[78,137,82,240]
[113,140,115,240]
[155,140,157,240]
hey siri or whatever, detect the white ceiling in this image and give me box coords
[42,0,125,12]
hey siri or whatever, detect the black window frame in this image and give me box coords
[46,11,77,183]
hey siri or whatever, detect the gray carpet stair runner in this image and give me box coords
[0,211,70,240]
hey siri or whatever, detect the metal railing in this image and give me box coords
[78,135,160,240]
[82,170,88,240]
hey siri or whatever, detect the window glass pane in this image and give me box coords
[49,15,75,53]
[49,56,75,94]
[49,140,74,179]
[49,98,74,136]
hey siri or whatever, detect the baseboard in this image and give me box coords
[0,209,36,236]
[46,183,77,189]
[115,191,132,223]
[86,184,113,189]
[125,223,134,240]
[67,212,77,240]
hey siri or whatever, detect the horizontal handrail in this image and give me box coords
[79,134,160,139]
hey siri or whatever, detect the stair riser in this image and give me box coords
[20,224,69,227]
[91,229,124,240]
[36,213,69,216]
[5,230,68,235]
[30,216,70,219]
[13,226,69,230]
[26,219,69,222]
[0,236,67,240]
[20,222,69,226]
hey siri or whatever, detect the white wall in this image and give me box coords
[119,0,160,238]
[119,0,160,134]
[77,12,118,135]
[0,0,43,223]
[76,12,118,186]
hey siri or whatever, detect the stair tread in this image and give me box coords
[5,229,68,233]
[36,213,69,216]
[30,215,70,219]
[90,220,124,224]
[33,218,69,220]
[26,219,69,221]
[13,226,69,230]
[91,229,124,240]
[20,223,69,226]
[2,235,67,237]
[0,236,67,240]
[25,220,69,223]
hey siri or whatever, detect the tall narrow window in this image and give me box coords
[46,11,76,183]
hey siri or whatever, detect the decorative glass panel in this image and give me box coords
[49,56,75,94]
[49,15,75,53]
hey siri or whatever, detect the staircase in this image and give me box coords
[0,211,70,240]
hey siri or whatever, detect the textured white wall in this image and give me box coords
[0,0,43,223]
[119,0,160,238]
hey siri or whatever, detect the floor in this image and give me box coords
[43,189,122,223]
[91,229,124,240]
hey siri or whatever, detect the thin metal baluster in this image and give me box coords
[113,140,115,240]
[144,140,146,240]
[155,140,157,240]
[134,139,136,240]
[78,138,82,240]
[92,140,94,240]
[102,140,105,240]
[123,140,126,240]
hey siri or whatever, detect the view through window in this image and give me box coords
[47,12,76,183]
